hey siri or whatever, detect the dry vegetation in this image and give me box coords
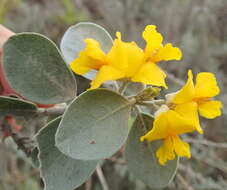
[0,0,227,189]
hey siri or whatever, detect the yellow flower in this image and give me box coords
[140,109,194,165]
[70,25,182,89]
[171,70,222,133]
[140,70,222,165]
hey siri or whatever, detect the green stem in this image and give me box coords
[135,87,161,103]
[141,99,165,104]
[134,105,151,131]
[136,99,165,110]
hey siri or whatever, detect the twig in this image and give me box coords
[179,164,227,190]
[167,72,184,86]
[106,157,126,165]
[85,177,92,190]
[137,99,164,110]
[176,173,195,190]
[192,152,227,174]
[179,164,205,184]
[134,105,149,131]
[185,137,227,149]
[38,104,66,115]
[96,164,109,190]
[142,99,165,104]
[1,117,33,156]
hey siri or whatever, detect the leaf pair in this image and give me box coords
[37,88,131,190]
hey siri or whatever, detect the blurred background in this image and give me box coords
[0,0,227,189]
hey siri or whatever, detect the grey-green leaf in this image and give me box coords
[60,22,113,80]
[55,89,132,160]
[0,96,37,116]
[3,33,77,104]
[125,114,178,188]
[37,117,98,190]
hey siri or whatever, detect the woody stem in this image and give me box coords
[1,117,33,157]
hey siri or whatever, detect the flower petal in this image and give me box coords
[70,55,92,75]
[167,109,197,135]
[172,70,195,104]
[143,25,163,58]
[140,111,169,142]
[107,32,128,71]
[152,43,182,63]
[156,137,175,165]
[172,135,191,158]
[174,102,203,134]
[198,100,222,119]
[90,65,125,89]
[107,32,144,76]
[70,39,106,75]
[124,42,144,77]
[132,62,167,88]
[140,110,195,142]
[85,39,107,61]
[195,72,220,98]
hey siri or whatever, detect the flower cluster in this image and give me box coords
[70,25,182,89]
[140,70,222,165]
[70,25,222,165]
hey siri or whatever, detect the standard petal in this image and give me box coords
[172,136,191,158]
[151,43,182,63]
[156,137,175,165]
[198,100,222,119]
[195,72,220,98]
[107,32,128,71]
[84,39,107,62]
[70,55,92,75]
[132,62,167,88]
[142,25,163,59]
[172,70,195,104]
[90,65,125,89]
[140,111,169,142]
[124,42,144,77]
[70,39,106,75]
[167,110,198,135]
[140,109,195,142]
[174,102,203,134]
[107,32,144,75]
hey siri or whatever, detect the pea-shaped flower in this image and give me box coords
[70,25,182,89]
[169,70,222,133]
[140,70,222,165]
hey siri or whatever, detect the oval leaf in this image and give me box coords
[60,22,113,80]
[3,33,77,104]
[0,96,37,116]
[55,89,132,160]
[125,113,178,188]
[37,117,98,190]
